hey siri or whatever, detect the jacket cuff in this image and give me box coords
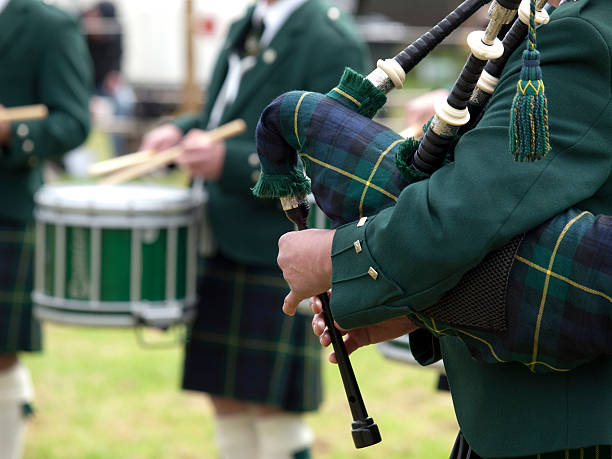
[408,329,443,366]
[330,214,405,329]
[1,121,45,169]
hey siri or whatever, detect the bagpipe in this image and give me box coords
[253,0,612,446]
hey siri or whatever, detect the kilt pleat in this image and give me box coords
[0,218,41,353]
[182,253,322,412]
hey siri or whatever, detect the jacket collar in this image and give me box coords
[217,0,317,124]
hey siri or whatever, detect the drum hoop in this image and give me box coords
[34,184,205,215]
[32,291,197,312]
[34,208,200,228]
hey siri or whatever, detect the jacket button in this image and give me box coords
[248,153,260,167]
[22,139,34,153]
[327,7,341,21]
[17,124,29,138]
[263,48,277,64]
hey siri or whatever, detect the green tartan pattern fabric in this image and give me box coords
[0,218,41,353]
[412,209,611,373]
[182,253,322,412]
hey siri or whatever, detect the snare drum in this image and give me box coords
[32,184,204,328]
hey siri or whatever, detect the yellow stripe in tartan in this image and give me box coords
[514,255,612,303]
[413,313,573,372]
[206,268,288,289]
[0,291,30,304]
[299,153,399,202]
[413,312,507,363]
[7,228,32,349]
[581,448,585,459]
[358,139,405,218]
[189,331,321,359]
[224,268,246,398]
[0,231,34,244]
[267,314,295,405]
[330,87,362,107]
[294,91,311,149]
[530,211,590,372]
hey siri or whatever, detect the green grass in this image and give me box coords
[22,323,458,459]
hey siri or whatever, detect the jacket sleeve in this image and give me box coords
[1,18,91,170]
[329,16,612,330]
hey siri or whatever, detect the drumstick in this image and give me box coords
[0,104,48,122]
[88,149,156,177]
[98,119,247,186]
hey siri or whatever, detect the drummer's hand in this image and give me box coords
[311,295,418,363]
[403,89,449,139]
[139,123,183,152]
[176,128,226,180]
[277,229,334,316]
[0,105,11,146]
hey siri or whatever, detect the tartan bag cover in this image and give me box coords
[254,91,612,373]
[256,91,413,227]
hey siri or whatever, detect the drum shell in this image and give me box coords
[32,184,204,328]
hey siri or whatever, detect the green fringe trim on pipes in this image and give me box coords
[395,118,460,183]
[326,67,387,119]
[252,170,311,199]
[509,50,551,161]
[395,137,429,182]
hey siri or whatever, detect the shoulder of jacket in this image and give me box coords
[28,0,80,30]
[304,0,361,44]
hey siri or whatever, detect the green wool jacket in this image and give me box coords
[0,0,91,221]
[330,0,612,457]
[175,0,369,266]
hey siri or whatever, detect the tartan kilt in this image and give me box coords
[181,253,322,412]
[0,218,42,353]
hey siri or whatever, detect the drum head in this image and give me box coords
[35,184,204,216]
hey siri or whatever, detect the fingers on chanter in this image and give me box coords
[311,313,326,336]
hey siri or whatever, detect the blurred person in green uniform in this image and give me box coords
[276,0,612,457]
[139,0,368,457]
[0,1,91,457]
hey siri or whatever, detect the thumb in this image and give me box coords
[282,290,301,316]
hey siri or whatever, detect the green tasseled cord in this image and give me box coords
[509,0,551,162]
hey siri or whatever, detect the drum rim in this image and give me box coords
[34,183,206,215]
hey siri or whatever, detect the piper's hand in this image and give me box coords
[311,293,418,363]
[177,128,226,180]
[139,123,183,152]
[277,229,335,316]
